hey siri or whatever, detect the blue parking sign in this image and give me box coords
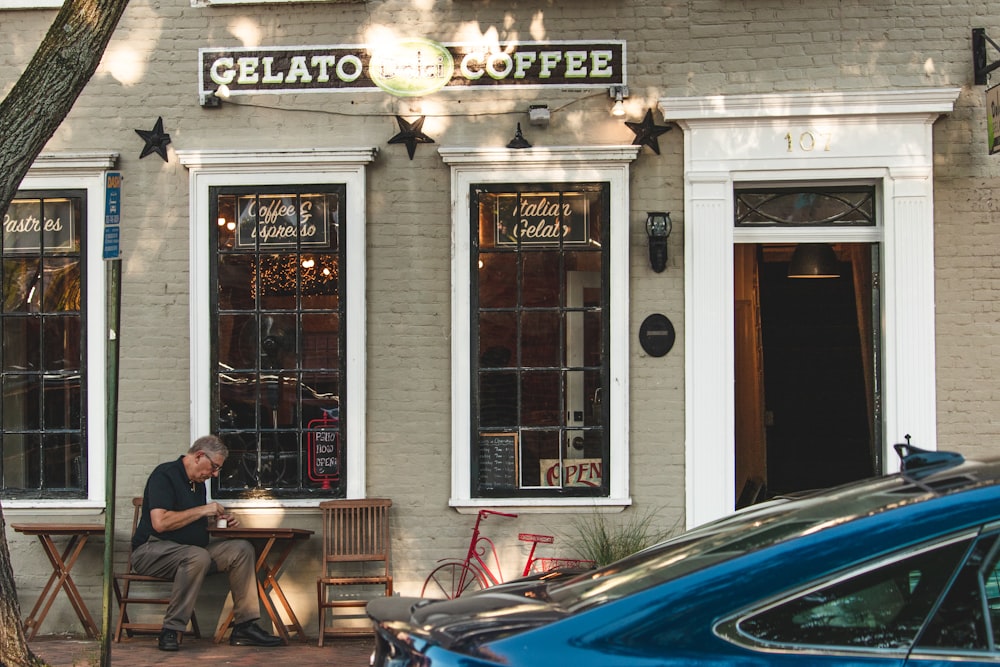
[104,172,122,260]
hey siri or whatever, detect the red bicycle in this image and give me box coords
[421,509,593,599]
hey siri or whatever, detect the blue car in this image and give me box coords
[368,445,1000,665]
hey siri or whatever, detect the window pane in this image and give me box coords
[301,313,340,369]
[2,433,39,489]
[740,539,970,649]
[479,370,517,428]
[42,376,81,430]
[40,259,81,312]
[43,315,81,371]
[2,259,41,313]
[42,432,82,490]
[479,312,517,361]
[218,254,254,311]
[3,316,40,371]
[479,253,516,308]
[521,311,560,367]
[522,251,560,307]
[520,430,560,487]
[3,375,40,430]
[521,371,560,426]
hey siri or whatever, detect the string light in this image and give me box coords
[251,255,339,298]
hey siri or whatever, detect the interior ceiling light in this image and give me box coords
[788,243,841,278]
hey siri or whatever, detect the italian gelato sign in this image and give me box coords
[199,39,625,98]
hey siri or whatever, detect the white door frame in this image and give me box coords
[659,88,961,528]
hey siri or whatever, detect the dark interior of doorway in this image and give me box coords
[735,244,876,506]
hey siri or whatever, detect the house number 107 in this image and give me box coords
[785,131,831,152]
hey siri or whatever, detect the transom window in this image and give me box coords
[735,187,876,227]
[471,183,609,498]
[210,185,345,498]
[1,191,86,497]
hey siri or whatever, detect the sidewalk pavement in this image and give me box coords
[29,634,374,667]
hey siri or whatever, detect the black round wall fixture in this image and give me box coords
[639,314,676,357]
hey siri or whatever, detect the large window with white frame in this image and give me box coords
[0,153,114,506]
[441,146,638,509]
[179,148,374,503]
[472,183,609,498]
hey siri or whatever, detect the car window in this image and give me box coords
[737,538,972,649]
[918,533,1000,651]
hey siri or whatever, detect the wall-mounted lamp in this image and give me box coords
[609,84,629,117]
[507,123,532,149]
[645,211,671,272]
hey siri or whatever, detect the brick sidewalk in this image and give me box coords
[29,635,373,667]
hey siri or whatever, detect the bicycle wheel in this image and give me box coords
[422,562,486,599]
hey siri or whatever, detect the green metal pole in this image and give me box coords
[101,258,121,667]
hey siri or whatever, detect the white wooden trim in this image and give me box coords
[177,147,376,505]
[660,88,960,529]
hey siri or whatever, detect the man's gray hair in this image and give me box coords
[189,434,228,458]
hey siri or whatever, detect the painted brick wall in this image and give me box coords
[1,0,999,634]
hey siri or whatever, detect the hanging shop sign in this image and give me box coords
[988,84,1000,155]
[494,191,593,247]
[199,39,625,99]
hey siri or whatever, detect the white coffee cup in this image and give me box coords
[216,518,228,528]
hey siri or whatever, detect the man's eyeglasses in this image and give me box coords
[203,454,223,473]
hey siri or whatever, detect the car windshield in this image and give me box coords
[548,471,965,612]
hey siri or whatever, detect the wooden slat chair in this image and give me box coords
[113,497,201,642]
[316,498,393,646]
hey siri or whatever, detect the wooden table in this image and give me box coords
[11,523,104,639]
[209,526,313,644]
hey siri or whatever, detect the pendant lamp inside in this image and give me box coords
[788,243,840,278]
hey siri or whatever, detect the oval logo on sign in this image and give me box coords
[369,38,454,97]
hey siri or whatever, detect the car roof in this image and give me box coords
[549,452,1000,611]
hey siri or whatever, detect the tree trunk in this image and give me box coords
[0,0,129,662]
[0,0,130,219]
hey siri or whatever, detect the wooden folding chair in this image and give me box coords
[113,497,201,642]
[316,498,392,645]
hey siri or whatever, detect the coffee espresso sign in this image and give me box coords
[236,194,334,249]
[199,39,625,98]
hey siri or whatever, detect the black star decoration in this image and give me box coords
[135,117,171,162]
[388,115,435,160]
[625,109,672,155]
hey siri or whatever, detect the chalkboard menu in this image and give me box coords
[478,432,518,492]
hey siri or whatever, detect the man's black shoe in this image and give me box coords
[229,621,283,647]
[157,628,180,651]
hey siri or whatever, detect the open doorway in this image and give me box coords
[734,242,880,507]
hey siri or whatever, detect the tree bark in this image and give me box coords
[0,0,130,219]
[0,0,129,662]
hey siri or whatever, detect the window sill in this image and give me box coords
[449,497,631,515]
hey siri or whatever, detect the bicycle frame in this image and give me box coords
[456,509,516,590]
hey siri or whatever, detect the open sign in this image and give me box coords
[307,418,340,488]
